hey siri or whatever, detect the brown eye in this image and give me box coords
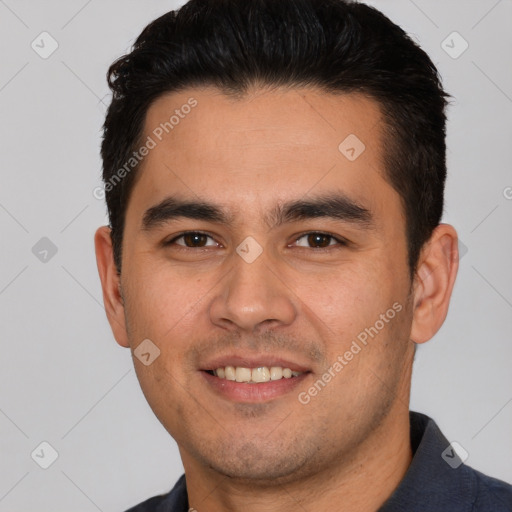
[166,232,218,248]
[181,233,208,247]
[294,232,346,249]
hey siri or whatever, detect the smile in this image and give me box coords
[207,366,303,383]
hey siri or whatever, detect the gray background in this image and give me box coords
[0,0,511,510]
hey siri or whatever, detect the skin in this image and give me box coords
[95,86,459,511]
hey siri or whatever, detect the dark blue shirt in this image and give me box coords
[125,411,512,511]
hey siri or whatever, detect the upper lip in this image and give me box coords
[200,353,311,373]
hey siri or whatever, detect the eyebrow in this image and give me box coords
[141,192,375,232]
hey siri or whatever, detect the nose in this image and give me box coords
[209,248,297,334]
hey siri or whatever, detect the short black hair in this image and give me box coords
[101,0,449,278]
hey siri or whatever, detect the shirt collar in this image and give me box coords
[378,410,474,511]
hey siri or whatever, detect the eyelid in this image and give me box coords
[163,230,349,249]
[291,231,349,248]
[164,231,221,247]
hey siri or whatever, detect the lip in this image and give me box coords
[200,354,311,373]
[201,369,310,403]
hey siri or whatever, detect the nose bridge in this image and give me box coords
[209,246,297,333]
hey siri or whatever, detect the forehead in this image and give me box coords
[143,85,383,165]
[128,85,402,231]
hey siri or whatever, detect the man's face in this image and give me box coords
[118,86,416,482]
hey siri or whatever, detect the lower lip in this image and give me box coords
[201,370,310,402]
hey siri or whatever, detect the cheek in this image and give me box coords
[124,261,206,339]
[296,261,404,352]
[132,356,187,437]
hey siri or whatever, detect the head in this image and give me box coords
[95,0,458,486]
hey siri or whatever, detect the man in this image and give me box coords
[94,0,512,510]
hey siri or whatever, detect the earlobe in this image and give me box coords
[94,226,130,348]
[410,224,459,345]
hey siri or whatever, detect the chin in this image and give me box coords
[193,437,320,484]
[210,460,304,484]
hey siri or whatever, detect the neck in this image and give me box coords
[182,403,413,512]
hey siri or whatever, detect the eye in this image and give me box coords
[163,231,348,251]
[165,231,220,248]
[292,232,348,249]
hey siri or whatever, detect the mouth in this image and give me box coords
[205,365,303,383]
[200,358,311,402]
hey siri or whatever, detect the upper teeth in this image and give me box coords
[214,366,302,383]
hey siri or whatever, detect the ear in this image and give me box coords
[94,226,130,348]
[410,223,459,344]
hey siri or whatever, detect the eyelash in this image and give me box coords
[163,231,349,251]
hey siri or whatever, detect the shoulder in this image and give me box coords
[379,412,512,512]
[469,466,512,511]
[122,474,188,512]
[123,493,170,512]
